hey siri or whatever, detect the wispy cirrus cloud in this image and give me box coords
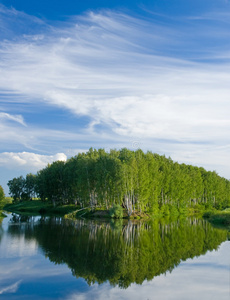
[0,8,230,141]
[0,112,27,126]
[0,280,22,295]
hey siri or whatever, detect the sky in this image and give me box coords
[0,0,230,194]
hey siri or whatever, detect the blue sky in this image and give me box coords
[1,0,230,194]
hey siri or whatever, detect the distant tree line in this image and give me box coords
[7,148,230,214]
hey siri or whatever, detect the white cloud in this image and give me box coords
[0,152,67,171]
[0,118,92,153]
[0,112,26,126]
[0,280,22,295]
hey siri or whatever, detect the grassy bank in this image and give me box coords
[4,201,155,220]
[3,200,78,216]
[203,208,230,229]
[64,205,201,221]
[0,197,12,219]
[4,200,225,222]
[0,210,6,220]
[64,207,150,220]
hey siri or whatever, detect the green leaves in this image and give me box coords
[109,204,123,219]
[0,185,5,202]
[7,176,26,201]
[7,148,230,214]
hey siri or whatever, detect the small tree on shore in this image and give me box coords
[7,176,26,201]
[0,185,5,202]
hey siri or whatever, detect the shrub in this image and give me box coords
[224,207,230,212]
[109,204,123,219]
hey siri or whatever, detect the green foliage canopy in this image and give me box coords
[109,204,123,219]
[7,148,230,213]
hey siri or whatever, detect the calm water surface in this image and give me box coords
[0,214,229,300]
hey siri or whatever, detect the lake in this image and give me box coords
[0,214,229,299]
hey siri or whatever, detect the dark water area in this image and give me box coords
[0,214,229,299]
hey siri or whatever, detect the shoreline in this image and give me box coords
[3,199,230,228]
[3,200,153,220]
[0,198,11,220]
[2,199,214,221]
[203,209,230,230]
[3,200,77,217]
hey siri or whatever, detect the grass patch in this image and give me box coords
[65,207,151,220]
[203,208,230,229]
[0,197,12,219]
[3,200,78,216]
[0,197,12,210]
[129,211,150,220]
[67,207,111,220]
[0,212,7,218]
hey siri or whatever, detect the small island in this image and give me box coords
[2,148,230,224]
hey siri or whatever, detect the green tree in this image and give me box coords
[25,173,37,200]
[7,176,27,201]
[0,185,5,202]
[7,148,230,214]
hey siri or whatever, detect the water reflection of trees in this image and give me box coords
[8,215,227,288]
[0,222,3,244]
